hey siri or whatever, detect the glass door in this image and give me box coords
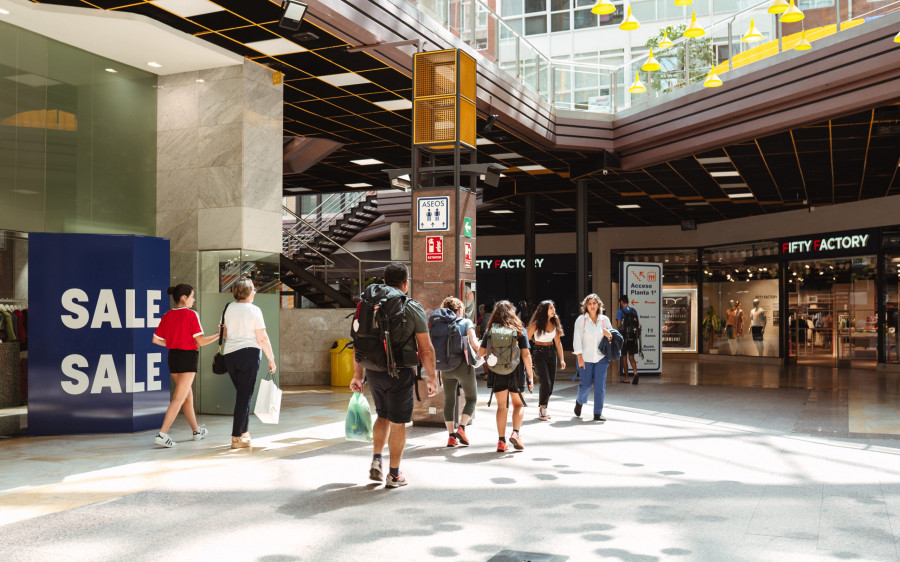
[835,257,877,367]
[787,257,877,368]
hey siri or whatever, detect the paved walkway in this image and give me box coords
[3,361,900,561]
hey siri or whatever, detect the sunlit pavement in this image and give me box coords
[4,361,900,561]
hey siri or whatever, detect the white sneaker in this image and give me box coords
[154,432,176,448]
[192,427,208,441]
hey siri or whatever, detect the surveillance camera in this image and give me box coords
[602,169,609,176]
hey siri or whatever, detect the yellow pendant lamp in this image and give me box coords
[619,5,641,31]
[659,30,674,48]
[591,0,616,15]
[742,18,763,42]
[767,0,789,14]
[642,48,661,71]
[794,29,812,50]
[780,0,805,23]
[674,0,693,6]
[628,72,646,94]
[703,69,723,88]
[684,11,705,38]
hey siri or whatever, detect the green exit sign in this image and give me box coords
[463,217,472,237]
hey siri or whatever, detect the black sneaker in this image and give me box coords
[574,402,583,417]
[593,414,606,422]
[632,375,639,385]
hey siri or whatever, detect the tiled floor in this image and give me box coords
[4,359,900,561]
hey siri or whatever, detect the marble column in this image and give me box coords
[156,59,284,288]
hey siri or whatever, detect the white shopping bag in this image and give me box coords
[254,378,282,424]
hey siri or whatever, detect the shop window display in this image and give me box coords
[0,231,28,408]
[612,249,699,353]
[702,243,780,357]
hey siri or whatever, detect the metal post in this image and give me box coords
[549,61,556,106]
[536,57,541,96]
[524,195,536,308]
[685,39,690,83]
[611,70,617,112]
[576,180,589,298]
[777,17,783,53]
[515,38,521,79]
[836,0,842,32]
[727,21,733,71]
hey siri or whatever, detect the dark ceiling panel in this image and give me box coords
[32,0,900,234]
[188,11,252,31]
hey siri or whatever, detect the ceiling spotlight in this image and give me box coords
[105,68,118,73]
[279,0,308,31]
[147,62,162,68]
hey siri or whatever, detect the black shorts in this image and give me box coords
[621,339,639,355]
[367,367,416,424]
[751,326,764,341]
[168,349,199,373]
[488,369,525,393]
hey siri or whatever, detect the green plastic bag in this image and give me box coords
[345,392,374,442]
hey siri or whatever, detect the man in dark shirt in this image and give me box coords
[350,263,436,488]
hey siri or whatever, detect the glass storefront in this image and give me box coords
[611,227,899,367]
[702,242,780,358]
[0,20,157,236]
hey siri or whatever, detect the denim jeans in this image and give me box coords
[576,357,610,415]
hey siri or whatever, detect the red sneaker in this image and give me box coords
[509,432,524,450]
[496,440,508,452]
[447,435,459,447]
[455,427,469,446]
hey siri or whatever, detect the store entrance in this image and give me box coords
[786,257,877,368]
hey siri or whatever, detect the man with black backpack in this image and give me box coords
[616,295,641,385]
[350,263,437,488]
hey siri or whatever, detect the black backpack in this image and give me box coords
[351,284,418,376]
[428,308,464,372]
[621,307,640,342]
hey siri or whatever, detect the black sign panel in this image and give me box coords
[780,228,880,260]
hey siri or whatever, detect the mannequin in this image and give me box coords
[734,301,744,354]
[750,299,767,356]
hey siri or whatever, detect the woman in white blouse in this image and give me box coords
[572,293,613,422]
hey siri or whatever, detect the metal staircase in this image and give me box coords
[281,191,379,308]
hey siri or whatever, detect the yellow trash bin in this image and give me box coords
[330,338,354,387]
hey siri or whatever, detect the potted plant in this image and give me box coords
[702,306,722,352]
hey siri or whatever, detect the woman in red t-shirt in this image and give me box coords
[151,284,220,448]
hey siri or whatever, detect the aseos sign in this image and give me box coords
[29,234,171,435]
[780,229,878,259]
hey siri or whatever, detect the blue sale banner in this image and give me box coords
[28,234,170,435]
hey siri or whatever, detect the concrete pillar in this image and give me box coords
[156,59,283,288]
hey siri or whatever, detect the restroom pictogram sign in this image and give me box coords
[426,236,443,262]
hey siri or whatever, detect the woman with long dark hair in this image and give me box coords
[572,293,613,422]
[151,284,221,448]
[478,300,533,452]
[527,300,566,421]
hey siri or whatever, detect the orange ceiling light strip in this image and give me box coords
[0,109,78,131]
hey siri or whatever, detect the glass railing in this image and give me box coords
[406,0,900,114]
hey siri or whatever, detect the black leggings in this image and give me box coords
[532,344,557,406]
[225,347,261,437]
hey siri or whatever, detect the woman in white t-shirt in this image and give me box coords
[572,293,613,422]
[223,278,276,449]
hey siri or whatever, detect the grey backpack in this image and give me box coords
[487,324,521,375]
